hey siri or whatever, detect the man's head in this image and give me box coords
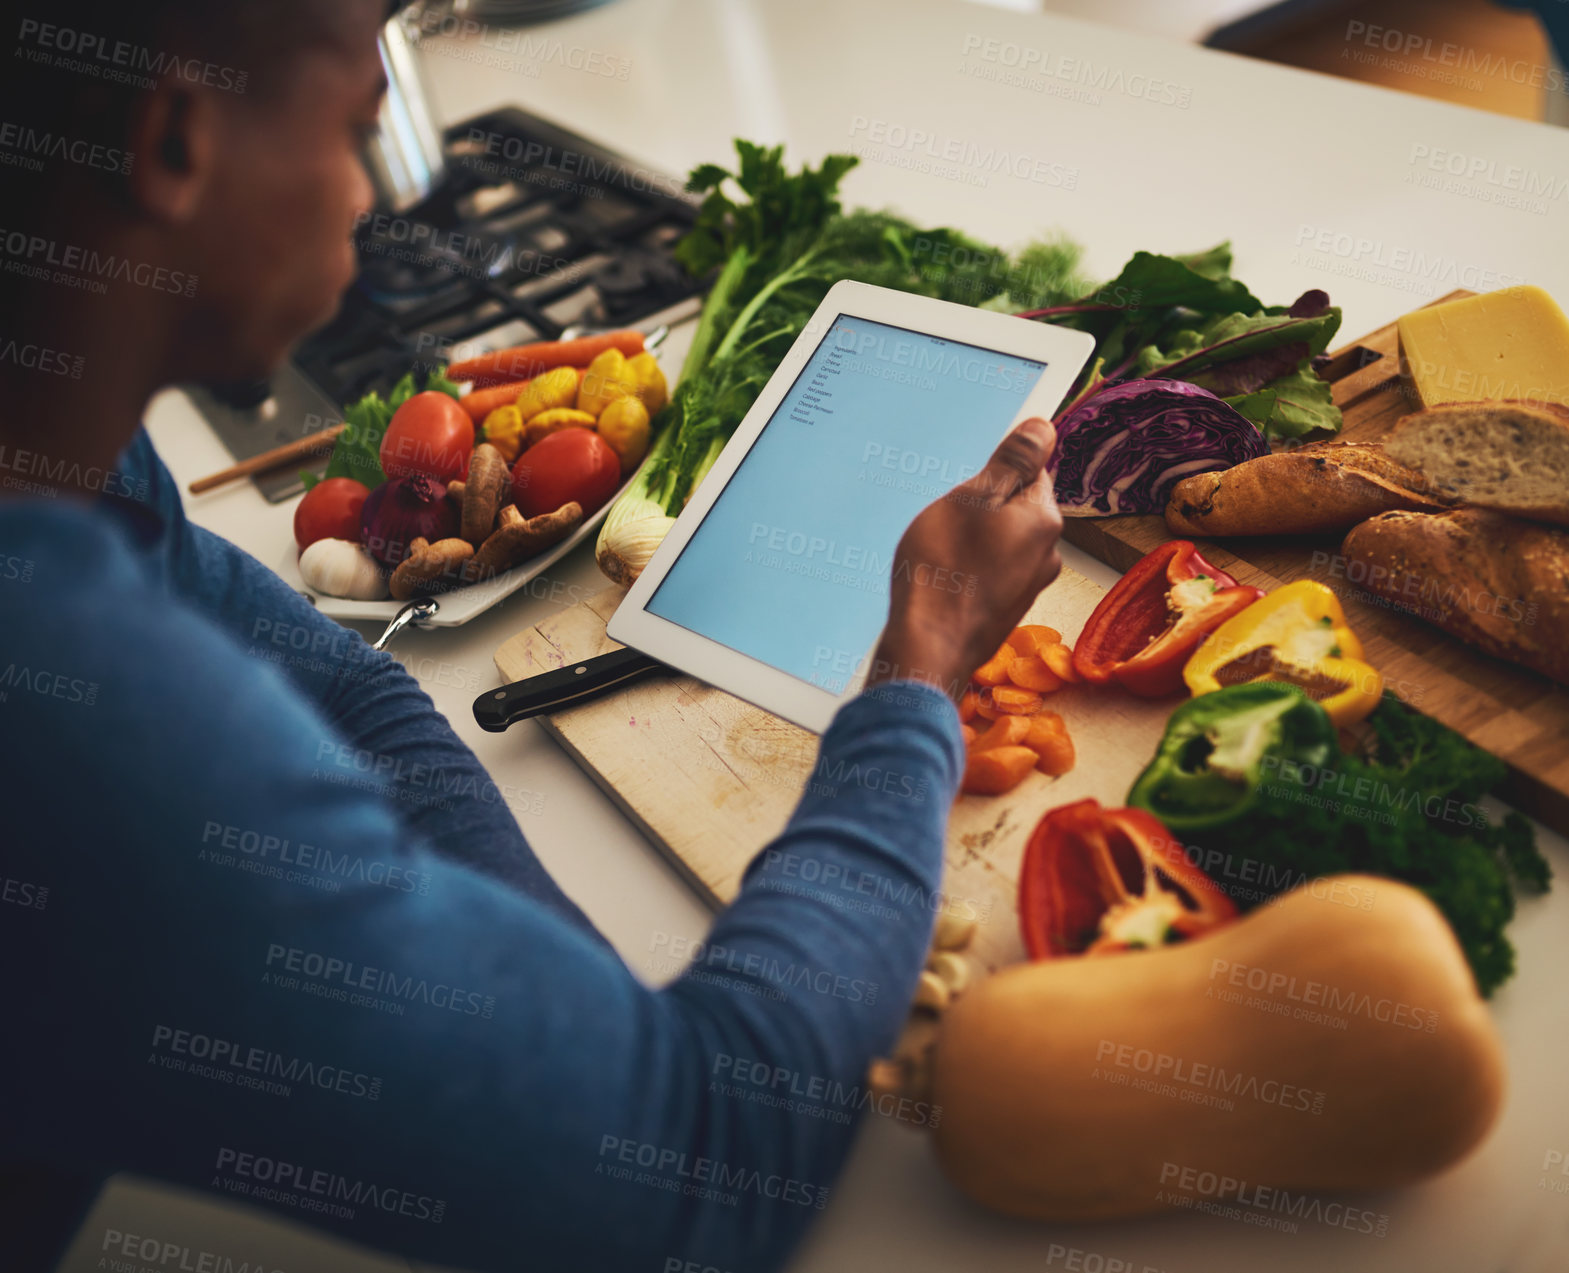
[3,0,391,382]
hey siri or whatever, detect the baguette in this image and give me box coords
[1341,508,1569,685]
[1381,400,1569,528]
[1164,443,1451,537]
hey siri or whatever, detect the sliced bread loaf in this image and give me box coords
[1382,401,1569,528]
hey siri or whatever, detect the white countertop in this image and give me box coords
[116,2,1569,1271]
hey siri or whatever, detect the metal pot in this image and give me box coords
[361,5,447,211]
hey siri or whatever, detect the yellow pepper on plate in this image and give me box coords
[1183,579,1382,727]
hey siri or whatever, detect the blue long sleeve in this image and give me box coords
[113,427,601,933]
[0,482,964,1272]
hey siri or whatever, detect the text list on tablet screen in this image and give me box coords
[646,315,1048,693]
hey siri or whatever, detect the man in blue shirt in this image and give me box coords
[0,2,1068,1270]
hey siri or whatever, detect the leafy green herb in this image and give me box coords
[300,369,462,491]
[1177,694,1549,995]
[622,141,1090,518]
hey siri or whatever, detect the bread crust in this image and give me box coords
[1164,444,1451,537]
[1341,508,1569,685]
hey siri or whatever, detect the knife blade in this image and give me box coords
[473,646,671,732]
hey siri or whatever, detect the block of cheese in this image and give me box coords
[1397,285,1569,410]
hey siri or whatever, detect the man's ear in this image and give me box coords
[126,80,217,223]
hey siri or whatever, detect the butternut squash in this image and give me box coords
[930,875,1504,1221]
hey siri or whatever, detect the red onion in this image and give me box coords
[360,475,458,566]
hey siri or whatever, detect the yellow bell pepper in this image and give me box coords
[480,404,526,463]
[1183,579,1382,727]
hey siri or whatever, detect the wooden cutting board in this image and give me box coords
[1059,290,1569,837]
[494,571,1173,972]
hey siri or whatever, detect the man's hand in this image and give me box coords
[866,417,1064,701]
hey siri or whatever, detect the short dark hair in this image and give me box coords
[1,1,389,208]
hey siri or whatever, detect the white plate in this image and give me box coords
[277,459,641,627]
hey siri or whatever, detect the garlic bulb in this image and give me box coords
[299,538,389,600]
[595,515,677,587]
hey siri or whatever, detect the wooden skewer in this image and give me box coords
[187,423,346,495]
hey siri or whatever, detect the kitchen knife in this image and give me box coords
[473,647,671,732]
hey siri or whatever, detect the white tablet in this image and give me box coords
[610,279,1094,733]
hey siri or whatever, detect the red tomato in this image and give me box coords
[512,428,620,518]
[380,391,475,483]
[293,477,369,552]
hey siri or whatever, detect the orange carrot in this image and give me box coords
[960,723,978,748]
[1024,713,1076,776]
[958,689,980,723]
[972,647,1017,687]
[1006,624,1063,655]
[458,379,532,424]
[962,746,1038,796]
[1006,654,1063,694]
[971,715,1033,753]
[989,685,1044,715]
[1040,641,1080,684]
[447,330,646,388]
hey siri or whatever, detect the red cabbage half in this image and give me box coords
[1048,378,1267,516]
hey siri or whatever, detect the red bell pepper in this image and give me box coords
[1071,540,1264,697]
[1018,799,1237,959]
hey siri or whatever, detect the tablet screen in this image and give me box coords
[646,314,1049,694]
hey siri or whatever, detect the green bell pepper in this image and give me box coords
[1127,682,1338,833]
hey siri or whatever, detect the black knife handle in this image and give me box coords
[473,647,669,732]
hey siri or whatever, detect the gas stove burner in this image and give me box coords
[193,105,706,502]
